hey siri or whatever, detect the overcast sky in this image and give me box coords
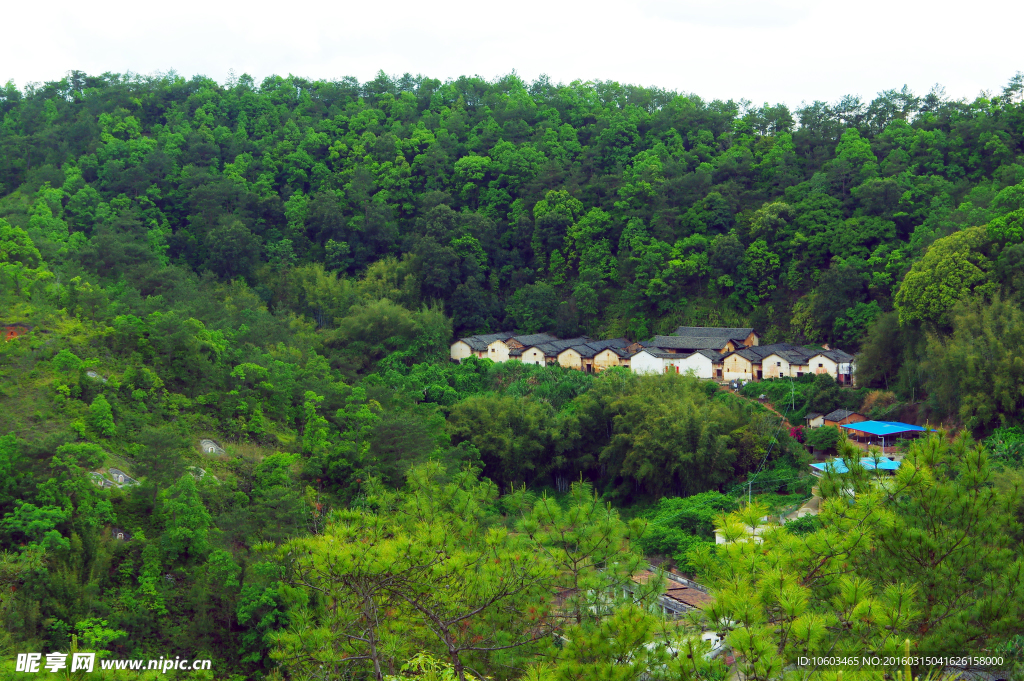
[3,0,1020,108]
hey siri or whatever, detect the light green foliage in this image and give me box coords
[743,239,781,301]
[804,424,841,452]
[51,349,83,373]
[0,502,70,551]
[162,474,212,563]
[639,492,737,569]
[516,482,653,626]
[695,432,1024,679]
[0,218,52,293]
[87,394,116,437]
[74,618,127,652]
[895,226,995,326]
[275,465,555,681]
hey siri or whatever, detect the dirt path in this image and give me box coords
[720,385,795,428]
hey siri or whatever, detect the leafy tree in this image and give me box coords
[895,226,995,327]
[447,393,554,489]
[804,424,840,453]
[505,283,560,333]
[87,395,115,437]
[926,297,1024,429]
[162,473,212,563]
[134,425,190,503]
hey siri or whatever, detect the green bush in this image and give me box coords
[51,349,82,373]
[805,425,840,453]
[87,395,115,437]
[785,514,822,536]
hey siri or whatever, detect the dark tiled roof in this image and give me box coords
[645,335,734,351]
[805,412,822,420]
[729,346,764,361]
[511,332,559,346]
[814,348,855,363]
[673,326,754,339]
[530,337,591,356]
[824,409,860,422]
[559,338,631,359]
[455,331,560,352]
[725,342,851,364]
[586,337,630,351]
[693,348,725,361]
[563,344,599,359]
[456,331,518,351]
[635,348,678,359]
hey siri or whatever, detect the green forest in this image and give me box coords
[3,69,1024,679]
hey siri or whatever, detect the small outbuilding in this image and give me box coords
[841,421,931,454]
[822,409,866,428]
[810,456,901,478]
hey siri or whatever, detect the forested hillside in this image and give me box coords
[3,69,1024,679]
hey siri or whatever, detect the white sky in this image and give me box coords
[3,0,1021,109]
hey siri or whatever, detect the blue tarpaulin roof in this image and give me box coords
[810,457,901,474]
[840,421,929,436]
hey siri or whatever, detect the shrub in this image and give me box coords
[805,425,840,453]
[87,395,115,437]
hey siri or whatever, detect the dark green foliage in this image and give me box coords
[804,425,841,453]
[639,492,737,570]
[783,513,822,536]
[740,372,866,422]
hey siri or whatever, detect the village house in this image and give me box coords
[485,333,559,362]
[805,412,824,428]
[807,348,856,385]
[630,568,714,617]
[449,332,516,361]
[643,331,750,355]
[822,409,866,428]
[760,348,814,379]
[449,332,559,363]
[717,342,857,384]
[448,327,858,385]
[672,326,759,348]
[510,337,590,366]
[631,348,723,379]
[554,338,631,372]
[630,349,680,375]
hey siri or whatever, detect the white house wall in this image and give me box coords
[722,354,753,381]
[631,352,666,375]
[487,340,511,362]
[809,355,838,378]
[520,347,547,365]
[676,353,714,379]
[450,341,473,362]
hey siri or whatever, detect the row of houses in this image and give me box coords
[450,326,856,384]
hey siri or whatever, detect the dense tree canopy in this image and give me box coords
[4,68,1024,678]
